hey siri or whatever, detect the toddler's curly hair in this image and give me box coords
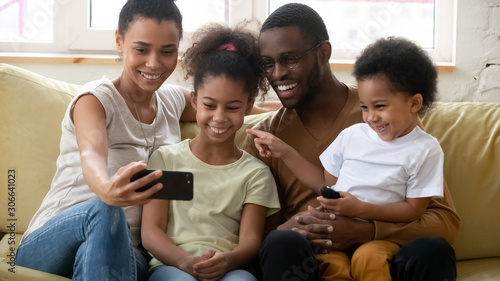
[354,37,438,114]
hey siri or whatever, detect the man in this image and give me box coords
[244,3,460,281]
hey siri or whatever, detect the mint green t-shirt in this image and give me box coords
[148,139,280,268]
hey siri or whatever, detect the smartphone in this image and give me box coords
[132,169,193,200]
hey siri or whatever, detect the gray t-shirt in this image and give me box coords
[22,77,186,247]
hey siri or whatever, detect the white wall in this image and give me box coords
[438,0,500,102]
[6,0,500,103]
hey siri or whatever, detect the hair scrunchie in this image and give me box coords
[217,43,238,52]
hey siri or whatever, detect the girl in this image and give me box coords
[16,1,194,280]
[141,23,280,281]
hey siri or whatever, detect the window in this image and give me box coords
[264,0,455,63]
[0,0,53,43]
[0,0,456,65]
[0,0,57,53]
[90,0,229,31]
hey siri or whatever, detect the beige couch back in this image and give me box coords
[0,64,79,233]
[1,63,500,262]
[422,102,500,260]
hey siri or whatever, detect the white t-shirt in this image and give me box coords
[23,77,186,247]
[319,123,444,205]
[148,139,280,268]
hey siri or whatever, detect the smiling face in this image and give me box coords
[116,17,180,95]
[192,75,253,145]
[259,26,322,109]
[358,76,422,141]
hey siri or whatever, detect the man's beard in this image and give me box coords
[284,60,322,110]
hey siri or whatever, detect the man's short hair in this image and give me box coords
[261,3,329,46]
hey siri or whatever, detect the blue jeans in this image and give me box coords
[16,197,148,281]
[149,264,257,281]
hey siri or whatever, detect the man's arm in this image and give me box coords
[318,193,432,222]
[373,180,460,245]
[288,206,375,252]
[303,180,459,250]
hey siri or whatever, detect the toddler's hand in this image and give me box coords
[317,191,364,218]
[246,129,290,158]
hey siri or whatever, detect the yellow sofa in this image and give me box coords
[1,63,499,280]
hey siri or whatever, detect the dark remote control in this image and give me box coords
[320,186,340,199]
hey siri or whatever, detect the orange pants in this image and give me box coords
[316,240,400,281]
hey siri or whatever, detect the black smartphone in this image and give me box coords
[132,169,193,200]
[320,186,340,199]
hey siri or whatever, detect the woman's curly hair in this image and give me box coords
[182,21,269,101]
[353,37,438,114]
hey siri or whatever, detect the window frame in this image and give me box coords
[0,0,456,67]
[68,0,116,52]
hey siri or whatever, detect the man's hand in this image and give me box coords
[327,215,375,251]
[278,206,334,253]
[279,206,376,253]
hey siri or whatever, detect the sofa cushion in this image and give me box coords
[0,63,79,234]
[457,258,500,281]
[422,102,500,260]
